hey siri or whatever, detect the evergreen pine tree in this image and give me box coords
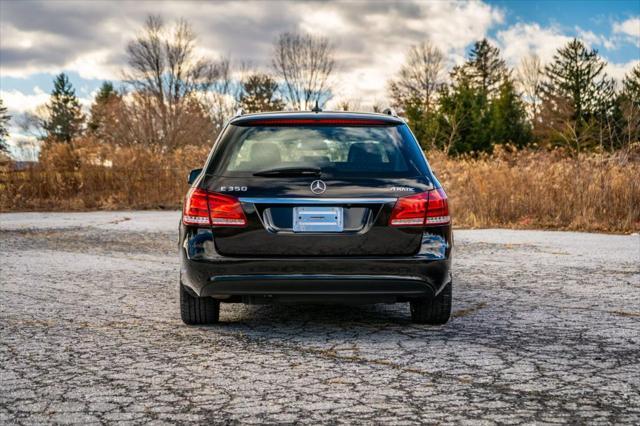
[238,74,285,113]
[617,64,640,146]
[465,39,509,96]
[88,81,119,134]
[540,39,615,150]
[0,98,11,153]
[543,39,614,121]
[437,71,490,154]
[622,64,640,107]
[43,73,85,143]
[490,79,532,148]
[435,39,527,155]
[402,94,441,150]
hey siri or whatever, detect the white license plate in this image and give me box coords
[293,207,344,233]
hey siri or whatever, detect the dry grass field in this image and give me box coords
[1,140,639,233]
[429,147,640,233]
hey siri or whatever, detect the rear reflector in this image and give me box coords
[389,188,450,226]
[183,188,247,227]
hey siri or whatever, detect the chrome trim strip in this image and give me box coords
[209,274,426,282]
[239,197,396,204]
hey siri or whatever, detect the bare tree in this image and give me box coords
[536,93,598,154]
[620,100,640,148]
[336,98,362,112]
[440,100,468,156]
[203,57,235,132]
[15,106,48,141]
[517,54,544,123]
[14,138,41,162]
[272,32,335,110]
[123,15,229,149]
[388,41,446,114]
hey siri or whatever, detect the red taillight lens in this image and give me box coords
[425,188,450,225]
[207,193,247,226]
[183,189,247,227]
[389,192,428,226]
[183,188,211,225]
[389,189,450,226]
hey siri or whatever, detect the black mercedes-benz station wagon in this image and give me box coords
[179,110,453,325]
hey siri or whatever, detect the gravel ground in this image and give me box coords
[1,211,639,424]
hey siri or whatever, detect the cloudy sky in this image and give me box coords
[1,0,639,152]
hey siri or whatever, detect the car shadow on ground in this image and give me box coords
[221,303,414,326]
[190,302,485,344]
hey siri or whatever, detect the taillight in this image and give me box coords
[183,188,210,225]
[183,189,247,227]
[425,188,450,225]
[389,192,428,226]
[207,193,247,226]
[389,188,450,226]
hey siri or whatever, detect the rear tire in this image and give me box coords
[180,283,220,325]
[410,281,452,325]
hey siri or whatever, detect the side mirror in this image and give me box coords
[187,168,203,185]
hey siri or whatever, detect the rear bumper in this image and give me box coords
[183,261,449,298]
[203,274,432,296]
[180,233,452,303]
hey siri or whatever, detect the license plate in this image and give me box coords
[293,206,344,233]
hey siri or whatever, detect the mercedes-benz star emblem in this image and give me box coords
[310,180,327,194]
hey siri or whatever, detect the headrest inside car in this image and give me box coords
[250,142,281,166]
[348,143,383,163]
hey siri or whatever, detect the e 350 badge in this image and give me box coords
[220,186,247,192]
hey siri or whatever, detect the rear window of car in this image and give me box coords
[210,124,428,178]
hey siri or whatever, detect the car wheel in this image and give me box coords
[180,283,220,325]
[410,281,452,325]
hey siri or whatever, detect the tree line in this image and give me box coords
[1,15,638,158]
[390,39,640,154]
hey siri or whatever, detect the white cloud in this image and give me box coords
[65,49,122,81]
[1,86,93,115]
[299,9,350,36]
[2,0,635,112]
[606,59,639,85]
[0,87,49,115]
[0,0,505,108]
[298,1,504,107]
[613,17,640,46]
[494,21,637,87]
[495,23,572,66]
[577,28,616,50]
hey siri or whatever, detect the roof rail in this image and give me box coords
[382,107,397,117]
[234,108,244,117]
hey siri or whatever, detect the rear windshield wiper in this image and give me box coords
[253,167,321,177]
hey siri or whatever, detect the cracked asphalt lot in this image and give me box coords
[1,211,639,424]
